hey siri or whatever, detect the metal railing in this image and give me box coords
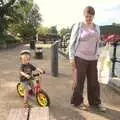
[111,41,120,77]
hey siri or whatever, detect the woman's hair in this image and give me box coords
[84,6,95,15]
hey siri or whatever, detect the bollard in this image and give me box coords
[30,35,36,49]
[50,26,60,77]
[30,40,35,49]
[51,41,59,77]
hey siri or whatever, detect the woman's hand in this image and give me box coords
[70,59,76,68]
[70,59,77,90]
[72,80,76,90]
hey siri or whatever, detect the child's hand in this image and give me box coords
[25,74,31,79]
[20,71,31,79]
[37,68,45,74]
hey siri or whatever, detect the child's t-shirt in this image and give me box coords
[20,63,36,81]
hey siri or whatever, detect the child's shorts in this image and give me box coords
[22,80,36,92]
[22,80,31,92]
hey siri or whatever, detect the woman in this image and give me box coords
[69,6,106,112]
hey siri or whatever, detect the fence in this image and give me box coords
[111,41,120,77]
[59,33,70,58]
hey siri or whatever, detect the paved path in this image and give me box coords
[0,45,120,120]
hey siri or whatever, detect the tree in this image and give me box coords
[100,25,120,35]
[26,4,42,30]
[112,22,120,26]
[59,27,71,38]
[37,26,50,35]
[0,0,32,35]
[8,1,42,41]
[0,0,16,33]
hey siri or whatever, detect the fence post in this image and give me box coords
[112,42,117,77]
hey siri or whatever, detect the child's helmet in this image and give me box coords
[20,50,31,56]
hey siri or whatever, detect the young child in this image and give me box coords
[19,50,44,108]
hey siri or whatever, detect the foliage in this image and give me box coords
[59,27,71,38]
[37,26,50,35]
[0,33,21,44]
[100,25,120,35]
[7,0,42,42]
[0,0,42,43]
[26,4,42,29]
[0,0,26,33]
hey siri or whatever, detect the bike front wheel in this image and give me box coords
[36,89,50,107]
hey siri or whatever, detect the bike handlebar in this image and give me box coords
[33,71,45,77]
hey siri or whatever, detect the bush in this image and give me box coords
[0,34,21,44]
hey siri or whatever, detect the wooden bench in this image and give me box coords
[7,108,29,120]
[7,107,49,120]
[29,107,49,120]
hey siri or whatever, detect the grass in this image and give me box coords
[36,44,52,48]
[25,43,52,48]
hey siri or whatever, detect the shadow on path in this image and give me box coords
[50,104,86,120]
[88,107,120,120]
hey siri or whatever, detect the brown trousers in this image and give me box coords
[71,56,101,106]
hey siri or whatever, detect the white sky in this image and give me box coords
[34,0,120,30]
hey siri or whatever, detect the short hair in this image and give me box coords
[84,6,95,15]
[20,50,31,61]
[20,50,31,56]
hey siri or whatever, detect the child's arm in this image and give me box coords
[20,71,31,79]
[30,64,45,74]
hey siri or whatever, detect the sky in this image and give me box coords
[34,0,120,30]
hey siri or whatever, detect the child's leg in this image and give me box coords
[31,80,37,95]
[24,89,28,104]
[22,81,30,107]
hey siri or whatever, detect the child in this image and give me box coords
[19,50,44,108]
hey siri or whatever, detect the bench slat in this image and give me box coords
[29,107,49,120]
[7,108,29,120]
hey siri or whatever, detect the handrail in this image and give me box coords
[52,40,61,46]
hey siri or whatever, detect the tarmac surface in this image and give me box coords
[0,44,120,120]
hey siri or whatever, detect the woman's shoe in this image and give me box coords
[97,104,107,112]
[89,104,107,112]
[76,103,88,110]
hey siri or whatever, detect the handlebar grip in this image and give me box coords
[42,70,45,74]
[33,73,39,77]
[33,71,45,77]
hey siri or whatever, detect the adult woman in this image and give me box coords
[69,6,106,111]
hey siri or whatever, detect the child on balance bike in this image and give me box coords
[19,50,44,108]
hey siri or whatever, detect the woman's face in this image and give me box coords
[84,12,94,24]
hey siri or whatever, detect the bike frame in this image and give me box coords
[29,75,41,95]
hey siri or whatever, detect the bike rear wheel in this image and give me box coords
[17,82,25,97]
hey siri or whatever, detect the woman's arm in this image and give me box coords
[69,22,80,62]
